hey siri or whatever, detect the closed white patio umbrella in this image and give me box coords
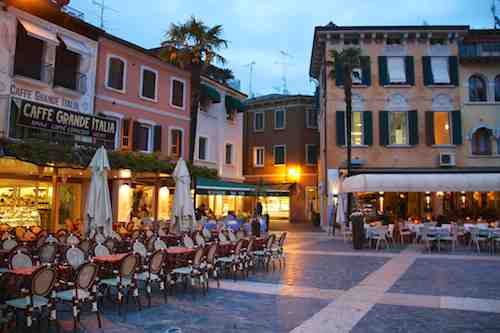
[84,146,113,238]
[336,193,347,227]
[172,158,195,233]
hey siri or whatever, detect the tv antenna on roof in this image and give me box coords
[243,61,256,98]
[92,0,118,29]
[275,50,293,95]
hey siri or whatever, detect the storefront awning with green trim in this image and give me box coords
[201,84,221,103]
[196,177,290,197]
[225,95,245,113]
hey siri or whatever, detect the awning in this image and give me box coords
[258,184,291,197]
[19,19,59,45]
[59,34,90,55]
[341,173,500,193]
[225,95,245,113]
[196,177,256,196]
[201,84,221,103]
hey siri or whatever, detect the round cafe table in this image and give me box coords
[164,247,195,269]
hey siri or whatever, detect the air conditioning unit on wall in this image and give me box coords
[439,153,456,167]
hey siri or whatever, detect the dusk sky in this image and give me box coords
[71,0,496,97]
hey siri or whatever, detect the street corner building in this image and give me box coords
[243,94,320,224]
[310,23,500,228]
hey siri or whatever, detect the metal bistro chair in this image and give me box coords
[9,249,34,269]
[100,253,141,315]
[66,246,86,270]
[205,243,220,288]
[182,234,195,249]
[253,234,276,271]
[195,232,206,248]
[38,243,58,265]
[5,266,58,331]
[136,250,167,307]
[56,262,102,331]
[271,232,287,268]
[172,248,207,296]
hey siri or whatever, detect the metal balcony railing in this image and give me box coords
[54,69,87,94]
[459,43,500,57]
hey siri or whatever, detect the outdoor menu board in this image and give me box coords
[11,98,117,143]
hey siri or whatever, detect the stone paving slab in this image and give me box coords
[298,238,408,254]
[390,258,500,300]
[246,253,389,290]
[351,304,500,333]
[56,288,328,333]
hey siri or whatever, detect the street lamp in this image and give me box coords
[287,167,301,183]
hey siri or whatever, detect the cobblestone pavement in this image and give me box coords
[51,231,500,332]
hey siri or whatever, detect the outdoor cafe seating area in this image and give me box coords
[0,223,287,332]
[342,218,500,254]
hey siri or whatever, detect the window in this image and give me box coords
[254,112,264,131]
[352,68,362,84]
[433,112,452,145]
[106,56,126,91]
[171,78,185,108]
[472,128,492,155]
[306,144,318,165]
[13,23,45,81]
[198,137,207,160]
[431,57,450,84]
[170,129,183,157]
[225,144,233,165]
[306,109,318,128]
[469,75,487,102]
[389,112,408,145]
[254,147,264,167]
[140,67,157,101]
[273,145,286,165]
[351,111,364,145]
[135,124,151,152]
[495,75,500,102]
[54,46,81,91]
[387,57,406,83]
[274,109,286,129]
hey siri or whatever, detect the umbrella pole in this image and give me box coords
[50,168,60,232]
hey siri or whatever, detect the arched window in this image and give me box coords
[495,75,500,102]
[106,56,126,92]
[471,127,492,155]
[469,75,487,102]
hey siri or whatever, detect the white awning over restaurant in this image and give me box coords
[340,173,500,193]
[19,19,59,45]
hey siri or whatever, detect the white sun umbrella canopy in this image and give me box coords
[84,146,113,238]
[172,158,196,233]
[336,193,347,227]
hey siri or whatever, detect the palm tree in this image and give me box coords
[328,47,362,225]
[160,16,228,162]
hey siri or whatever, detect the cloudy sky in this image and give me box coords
[71,0,495,96]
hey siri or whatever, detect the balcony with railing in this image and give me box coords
[13,62,54,85]
[53,69,87,94]
[459,43,500,63]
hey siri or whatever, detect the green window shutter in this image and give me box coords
[425,111,435,145]
[132,121,141,151]
[379,111,389,146]
[336,111,346,146]
[378,56,388,86]
[449,56,459,86]
[360,56,371,86]
[405,56,415,85]
[153,125,162,152]
[408,110,419,145]
[451,110,463,145]
[335,61,344,86]
[422,57,433,86]
[363,111,373,145]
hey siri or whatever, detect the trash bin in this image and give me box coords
[351,212,365,250]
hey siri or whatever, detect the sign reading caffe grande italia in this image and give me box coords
[11,98,116,142]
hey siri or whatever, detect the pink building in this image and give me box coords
[95,33,191,158]
[95,33,192,223]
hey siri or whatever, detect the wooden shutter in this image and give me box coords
[153,125,162,152]
[335,61,344,86]
[378,56,388,86]
[451,110,462,145]
[336,111,346,146]
[360,56,371,86]
[363,111,373,145]
[132,121,141,151]
[121,118,132,150]
[405,56,415,85]
[449,56,459,86]
[425,111,435,145]
[379,111,389,146]
[408,110,419,145]
[422,57,433,86]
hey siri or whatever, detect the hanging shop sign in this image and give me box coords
[11,98,116,142]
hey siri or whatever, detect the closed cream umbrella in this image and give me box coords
[84,147,113,238]
[172,158,195,233]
